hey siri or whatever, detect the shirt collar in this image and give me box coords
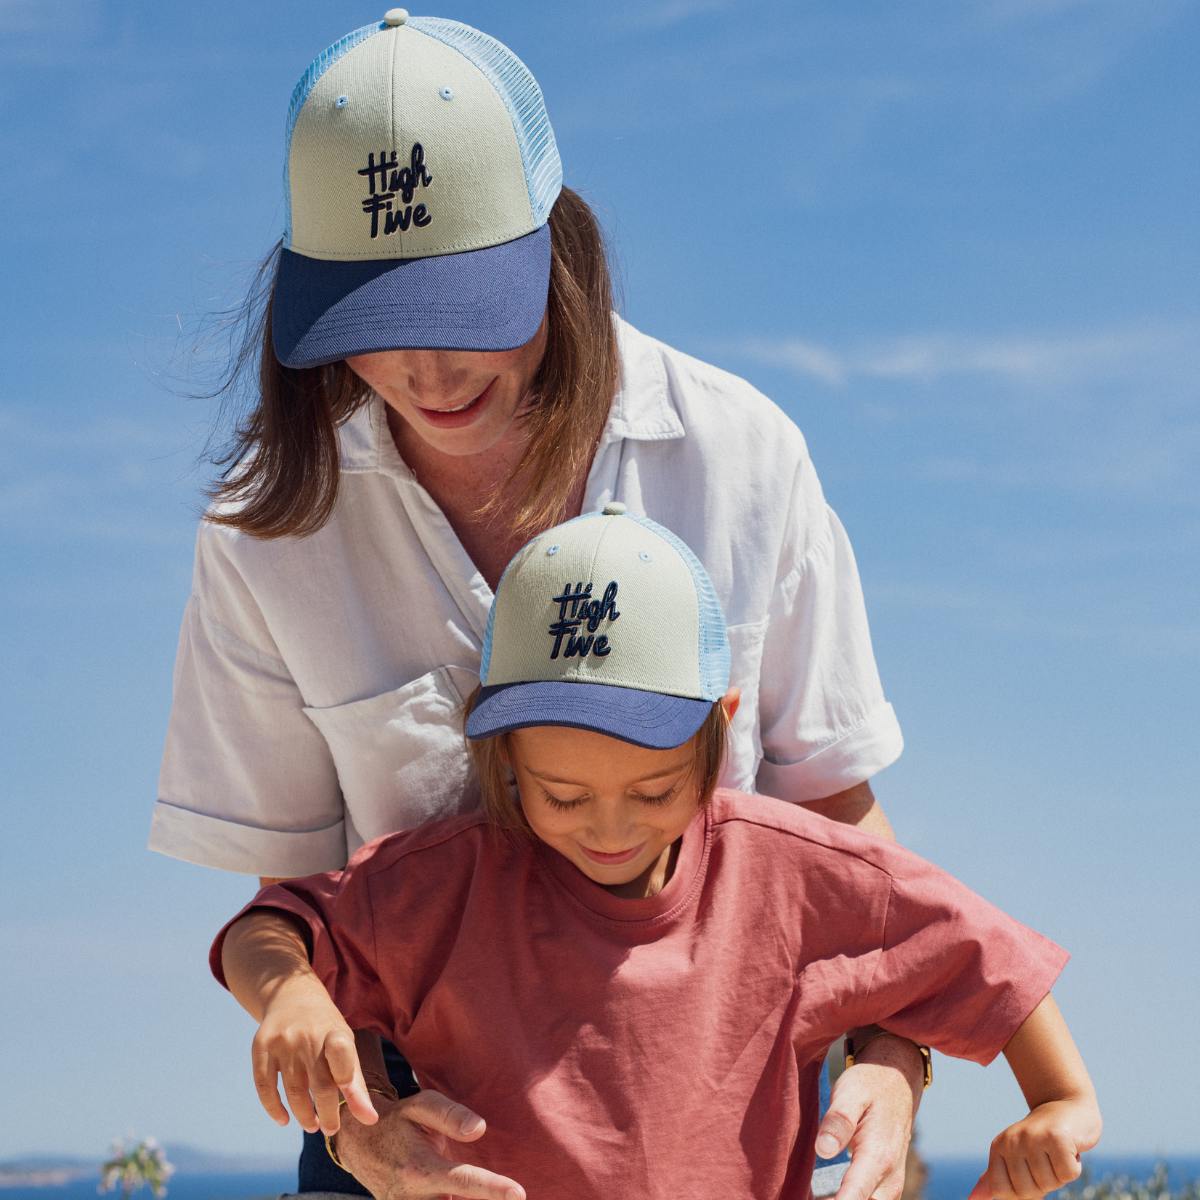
[337,313,685,474]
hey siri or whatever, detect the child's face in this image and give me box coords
[507,724,702,899]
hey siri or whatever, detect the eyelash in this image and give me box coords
[539,784,679,812]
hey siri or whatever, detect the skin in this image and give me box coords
[241,336,924,1198]
[226,714,1100,1200]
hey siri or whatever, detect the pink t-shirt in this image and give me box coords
[212,790,1067,1199]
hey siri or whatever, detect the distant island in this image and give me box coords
[0,1144,293,1189]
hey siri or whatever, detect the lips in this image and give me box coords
[579,842,645,866]
[412,378,496,428]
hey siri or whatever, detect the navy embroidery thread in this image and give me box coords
[548,581,620,659]
[358,145,433,238]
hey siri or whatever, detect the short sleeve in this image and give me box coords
[849,857,1069,1066]
[755,455,903,801]
[148,526,347,876]
[210,869,396,1040]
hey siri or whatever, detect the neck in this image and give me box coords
[604,839,682,900]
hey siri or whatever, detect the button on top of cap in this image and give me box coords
[602,501,627,516]
[383,8,409,26]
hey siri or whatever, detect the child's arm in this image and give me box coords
[220,909,380,1136]
[968,994,1102,1200]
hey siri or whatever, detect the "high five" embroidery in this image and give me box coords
[548,582,620,659]
[358,145,433,238]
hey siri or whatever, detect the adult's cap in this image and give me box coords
[273,10,563,368]
[466,504,732,750]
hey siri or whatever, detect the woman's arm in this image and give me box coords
[229,898,525,1200]
[799,780,895,840]
[799,782,922,1200]
[967,994,1101,1200]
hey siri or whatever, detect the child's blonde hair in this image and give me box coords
[464,687,730,834]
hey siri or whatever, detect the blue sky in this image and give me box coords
[2,0,1197,1169]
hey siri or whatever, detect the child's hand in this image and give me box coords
[251,973,378,1136]
[968,1098,1102,1199]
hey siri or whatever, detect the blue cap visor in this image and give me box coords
[465,680,715,750]
[272,224,551,368]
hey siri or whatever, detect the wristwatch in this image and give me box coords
[844,1025,933,1089]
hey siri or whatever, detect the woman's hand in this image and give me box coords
[251,972,379,1135]
[815,1034,924,1200]
[334,1088,525,1200]
[967,1097,1102,1199]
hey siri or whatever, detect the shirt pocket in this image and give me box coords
[303,665,480,851]
[721,619,767,792]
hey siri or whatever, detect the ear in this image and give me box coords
[720,686,741,723]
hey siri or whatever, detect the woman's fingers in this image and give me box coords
[400,1088,488,1141]
[825,1063,911,1200]
[323,1029,379,1127]
[249,1041,289,1126]
[332,1089,524,1200]
[441,1162,526,1200]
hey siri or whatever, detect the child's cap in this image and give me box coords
[466,504,731,749]
[273,10,562,368]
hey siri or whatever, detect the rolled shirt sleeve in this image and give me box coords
[755,464,903,802]
[149,527,347,877]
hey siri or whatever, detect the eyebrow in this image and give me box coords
[525,761,693,787]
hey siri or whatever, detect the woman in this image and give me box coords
[150,12,924,1200]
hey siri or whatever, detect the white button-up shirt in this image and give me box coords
[150,317,902,876]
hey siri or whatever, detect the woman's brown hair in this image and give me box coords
[204,186,618,541]
[464,688,730,836]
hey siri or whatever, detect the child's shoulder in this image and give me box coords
[344,809,500,881]
[709,789,910,883]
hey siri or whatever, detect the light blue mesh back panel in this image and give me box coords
[408,16,563,224]
[282,21,384,243]
[627,513,731,700]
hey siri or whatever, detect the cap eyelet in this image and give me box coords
[439,86,454,101]
[639,551,653,562]
[334,95,350,109]
[546,544,560,557]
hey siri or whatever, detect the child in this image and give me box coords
[213,504,1100,1200]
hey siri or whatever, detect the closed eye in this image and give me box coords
[631,783,680,806]
[540,788,588,812]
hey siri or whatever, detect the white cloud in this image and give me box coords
[730,320,1199,389]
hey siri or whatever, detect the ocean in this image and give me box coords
[4,1157,1198,1199]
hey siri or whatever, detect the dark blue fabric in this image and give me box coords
[466,680,714,750]
[296,1039,419,1194]
[272,224,551,368]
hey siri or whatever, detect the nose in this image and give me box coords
[402,351,471,406]
[585,802,641,851]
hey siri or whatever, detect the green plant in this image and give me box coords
[1061,1162,1200,1200]
[98,1137,175,1199]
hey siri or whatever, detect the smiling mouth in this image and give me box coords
[416,379,495,416]
[580,843,645,866]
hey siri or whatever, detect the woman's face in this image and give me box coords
[344,312,549,460]
[507,723,702,899]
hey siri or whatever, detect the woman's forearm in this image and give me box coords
[1004,994,1098,1114]
[221,909,322,1021]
